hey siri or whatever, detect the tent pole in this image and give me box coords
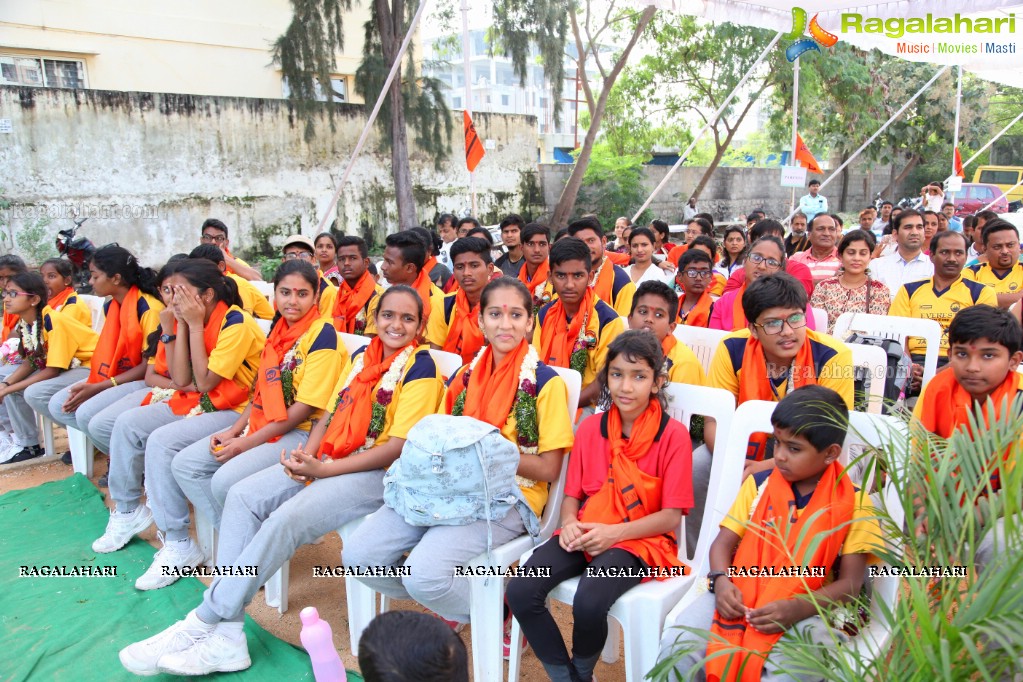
[461,0,477,215]
[980,178,1023,213]
[949,64,963,203]
[631,31,784,223]
[789,57,800,219]
[315,0,430,233]
[962,110,1023,169]
[781,65,949,223]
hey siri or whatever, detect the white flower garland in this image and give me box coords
[17,319,38,353]
[461,344,540,488]
[589,255,608,289]
[340,343,416,454]
[149,387,176,405]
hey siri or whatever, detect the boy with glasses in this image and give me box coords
[200,219,262,281]
[281,235,338,320]
[674,250,715,327]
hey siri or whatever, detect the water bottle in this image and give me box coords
[300,606,346,682]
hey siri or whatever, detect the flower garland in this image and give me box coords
[569,311,597,377]
[451,345,540,488]
[238,338,304,430]
[149,387,176,405]
[17,319,47,371]
[589,255,608,290]
[354,307,368,336]
[327,343,416,454]
[532,281,551,310]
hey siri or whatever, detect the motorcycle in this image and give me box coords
[55,217,96,294]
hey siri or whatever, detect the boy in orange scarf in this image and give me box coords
[376,231,447,345]
[518,223,553,309]
[566,217,637,316]
[675,249,716,327]
[332,235,382,336]
[658,385,881,682]
[628,280,705,387]
[434,237,491,363]
[913,305,1023,575]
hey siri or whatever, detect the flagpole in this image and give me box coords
[461,0,477,216]
[950,63,963,203]
[789,57,800,219]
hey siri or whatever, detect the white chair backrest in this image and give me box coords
[663,383,737,565]
[255,318,272,336]
[620,315,630,329]
[849,343,889,415]
[429,349,463,381]
[833,312,941,384]
[673,325,729,374]
[78,294,106,332]
[250,280,274,299]
[811,306,828,332]
[338,332,370,358]
[538,367,582,538]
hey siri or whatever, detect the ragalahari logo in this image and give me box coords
[786,7,839,61]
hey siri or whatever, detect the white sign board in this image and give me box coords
[0,119,11,134]
[945,175,963,193]
[780,166,807,188]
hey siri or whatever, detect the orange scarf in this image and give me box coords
[331,270,377,334]
[247,305,319,440]
[706,463,853,682]
[411,269,434,321]
[916,368,1021,493]
[88,287,143,384]
[2,311,19,339]
[320,337,413,459]
[455,339,528,427]
[730,282,748,331]
[48,287,75,311]
[591,257,616,305]
[661,334,677,360]
[518,259,550,292]
[141,303,250,414]
[679,290,713,327]
[737,334,818,461]
[539,288,595,368]
[577,401,687,577]
[441,289,485,364]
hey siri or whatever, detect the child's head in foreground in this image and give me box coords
[358,610,468,682]
[770,385,850,483]
[947,304,1023,402]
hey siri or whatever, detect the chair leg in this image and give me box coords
[346,576,378,657]
[601,617,621,663]
[67,426,93,478]
[265,563,289,614]
[193,510,218,568]
[469,575,505,682]
[507,615,525,682]
[41,416,55,458]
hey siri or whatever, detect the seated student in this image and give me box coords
[118,285,437,676]
[39,258,92,327]
[723,220,814,297]
[567,217,636,316]
[692,273,853,556]
[962,218,1023,310]
[199,218,262,281]
[376,230,446,345]
[518,222,553,309]
[657,385,881,682]
[0,273,98,463]
[495,214,526,277]
[506,330,693,682]
[686,235,727,297]
[710,237,818,333]
[25,245,164,457]
[629,280,706,386]
[667,216,715,268]
[313,231,341,286]
[345,278,572,642]
[913,305,1023,576]
[626,227,673,286]
[534,237,625,415]
[891,231,997,381]
[188,245,274,320]
[92,260,265,567]
[330,235,383,336]
[359,611,469,682]
[433,237,491,363]
[281,235,339,320]
[674,249,715,327]
[0,255,28,341]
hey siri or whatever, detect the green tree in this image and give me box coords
[574,142,651,226]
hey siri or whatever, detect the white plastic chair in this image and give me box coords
[194,508,217,568]
[673,325,729,374]
[660,403,907,673]
[338,332,370,357]
[811,306,828,332]
[78,294,107,332]
[255,318,272,336]
[249,280,274,301]
[429,349,463,381]
[849,343,889,415]
[343,367,582,678]
[59,295,106,470]
[508,384,739,682]
[832,312,942,385]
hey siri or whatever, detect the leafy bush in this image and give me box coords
[574,143,652,227]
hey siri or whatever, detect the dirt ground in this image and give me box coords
[0,431,631,681]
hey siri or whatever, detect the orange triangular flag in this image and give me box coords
[464,110,485,172]
[954,147,965,178]
[795,133,822,175]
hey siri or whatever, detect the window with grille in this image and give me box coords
[1,55,85,88]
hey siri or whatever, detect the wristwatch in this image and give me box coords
[707,571,729,593]
[159,333,177,344]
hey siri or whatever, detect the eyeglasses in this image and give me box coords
[747,253,783,269]
[0,290,32,299]
[683,269,712,279]
[283,251,315,261]
[201,233,227,244]
[754,312,807,335]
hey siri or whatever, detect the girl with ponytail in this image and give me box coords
[40,258,92,327]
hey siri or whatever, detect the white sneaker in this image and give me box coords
[0,431,14,449]
[135,535,205,591]
[119,616,212,676]
[157,628,251,676]
[0,440,23,464]
[92,505,154,553]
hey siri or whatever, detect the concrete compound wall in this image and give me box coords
[539,159,894,226]
[0,86,541,265]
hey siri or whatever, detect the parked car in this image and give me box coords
[972,166,1023,204]
[951,183,1009,216]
